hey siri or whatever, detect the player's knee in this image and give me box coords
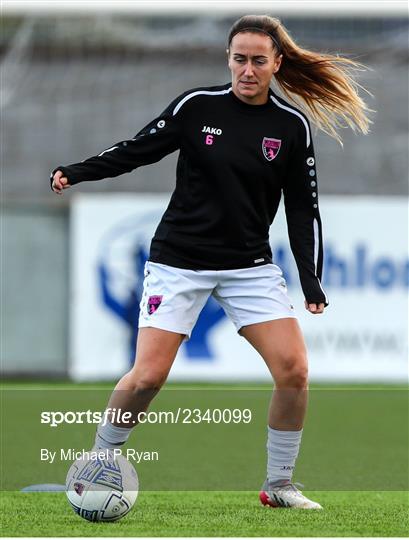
[138,374,167,393]
[126,363,168,393]
[276,351,308,388]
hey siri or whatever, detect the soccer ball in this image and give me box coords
[66,452,138,522]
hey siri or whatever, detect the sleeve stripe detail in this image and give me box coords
[98,145,119,157]
[173,87,232,116]
[313,217,329,304]
[270,95,311,148]
[317,277,328,305]
[313,217,320,273]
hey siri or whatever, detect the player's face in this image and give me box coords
[228,32,282,105]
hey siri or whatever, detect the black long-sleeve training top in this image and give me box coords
[51,82,328,305]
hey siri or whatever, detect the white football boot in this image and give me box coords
[259,479,323,510]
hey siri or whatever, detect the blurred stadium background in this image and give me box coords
[1,7,408,381]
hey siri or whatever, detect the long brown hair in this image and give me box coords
[228,15,373,144]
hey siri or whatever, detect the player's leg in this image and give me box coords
[240,318,321,509]
[94,327,184,450]
[214,263,321,508]
[94,261,216,450]
[240,318,308,430]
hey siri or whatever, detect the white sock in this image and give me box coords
[94,421,133,450]
[267,426,303,483]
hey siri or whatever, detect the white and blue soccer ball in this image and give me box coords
[66,452,138,522]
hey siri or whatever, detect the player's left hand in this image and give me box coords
[304,301,325,314]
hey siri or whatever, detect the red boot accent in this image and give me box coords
[259,490,279,507]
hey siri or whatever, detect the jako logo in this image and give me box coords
[202,125,222,135]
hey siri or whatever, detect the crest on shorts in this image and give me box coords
[147,295,163,315]
[262,137,281,161]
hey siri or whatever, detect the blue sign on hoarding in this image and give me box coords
[97,216,408,366]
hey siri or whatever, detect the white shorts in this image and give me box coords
[138,261,296,339]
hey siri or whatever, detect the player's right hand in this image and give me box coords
[51,170,71,194]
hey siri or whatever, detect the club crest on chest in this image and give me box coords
[262,137,281,161]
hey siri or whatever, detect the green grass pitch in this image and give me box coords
[1,490,408,536]
[1,382,408,536]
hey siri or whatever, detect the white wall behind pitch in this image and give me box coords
[70,194,408,382]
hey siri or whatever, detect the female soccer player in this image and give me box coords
[51,15,371,509]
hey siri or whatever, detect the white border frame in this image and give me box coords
[1,0,408,15]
